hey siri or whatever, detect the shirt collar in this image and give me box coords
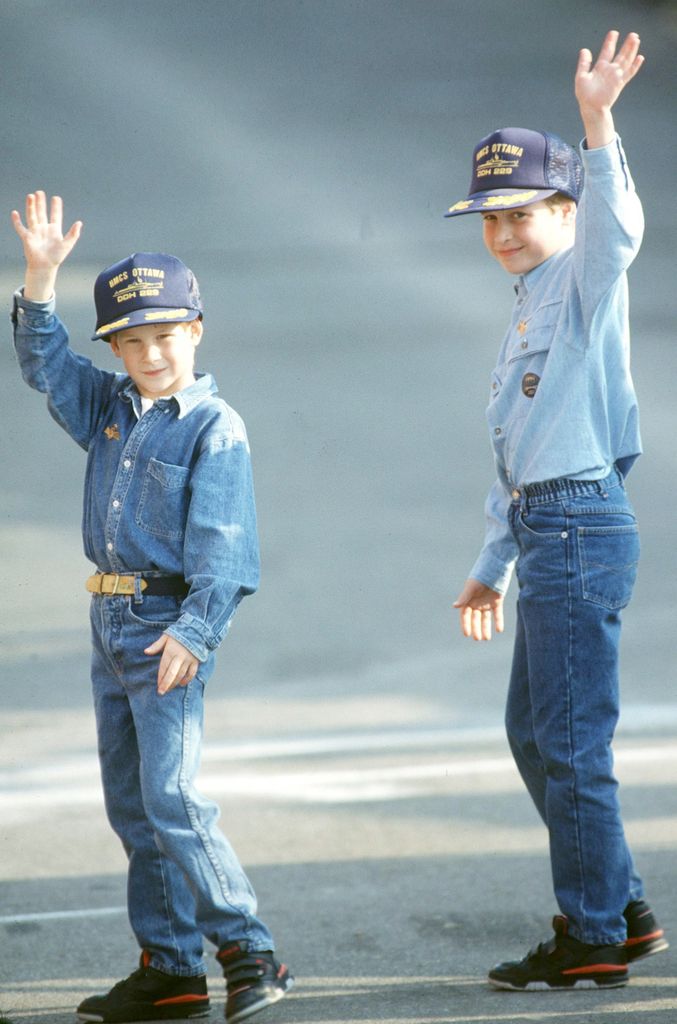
[514,245,573,297]
[121,373,217,419]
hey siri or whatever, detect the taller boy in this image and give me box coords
[11,195,293,1022]
[449,32,667,988]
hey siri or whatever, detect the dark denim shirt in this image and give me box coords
[12,293,259,662]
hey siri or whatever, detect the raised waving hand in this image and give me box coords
[11,190,82,301]
[575,30,644,148]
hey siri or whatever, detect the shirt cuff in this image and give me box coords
[12,288,56,324]
[580,133,622,166]
[468,552,515,596]
[165,613,219,663]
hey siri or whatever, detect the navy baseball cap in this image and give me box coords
[445,127,582,218]
[92,252,203,340]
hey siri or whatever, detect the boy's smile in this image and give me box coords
[481,199,576,275]
[109,320,203,398]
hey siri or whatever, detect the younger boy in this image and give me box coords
[447,31,667,989]
[11,192,294,1022]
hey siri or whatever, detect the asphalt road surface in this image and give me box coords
[1,2,676,1022]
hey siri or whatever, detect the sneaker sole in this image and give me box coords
[626,936,670,963]
[488,975,628,992]
[227,976,294,1024]
[77,1004,210,1023]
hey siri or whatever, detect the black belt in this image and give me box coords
[85,574,189,597]
[142,576,189,597]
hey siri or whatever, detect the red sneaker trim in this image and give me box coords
[217,944,243,960]
[563,964,627,976]
[626,929,664,947]
[228,984,254,998]
[154,994,209,1007]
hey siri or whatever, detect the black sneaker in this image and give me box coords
[217,942,294,1023]
[76,951,210,1022]
[488,915,628,991]
[625,900,669,962]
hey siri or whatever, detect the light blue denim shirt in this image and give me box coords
[12,295,260,662]
[469,135,644,594]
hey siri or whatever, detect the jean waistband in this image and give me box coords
[512,465,624,505]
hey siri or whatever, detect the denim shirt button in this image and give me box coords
[107,542,113,551]
[112,500,120,509]
[561,531,568,539]
[123,459,132,469]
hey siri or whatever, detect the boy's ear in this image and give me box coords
[109,335,122,357]
[561,201,577,226]
[190,318,203,346]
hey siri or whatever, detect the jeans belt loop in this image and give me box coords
[133,574,144,605]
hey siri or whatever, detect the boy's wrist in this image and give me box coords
[579,107,615,150]
[12,288,56,328]
[24,266,58,303]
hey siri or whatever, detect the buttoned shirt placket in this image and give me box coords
[104,401,167,573]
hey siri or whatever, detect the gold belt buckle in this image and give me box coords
[86,573,147,595]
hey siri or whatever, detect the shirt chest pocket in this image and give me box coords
[136,458,191,541]
[508,300,562,365]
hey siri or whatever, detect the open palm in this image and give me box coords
[11,191,81,271]
[575,30,644,112]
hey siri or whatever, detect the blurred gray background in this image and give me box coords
[1,2,676,1022]
[1,0,675,700]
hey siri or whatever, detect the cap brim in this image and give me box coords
[444,187,557,218]
[93,307,201,341]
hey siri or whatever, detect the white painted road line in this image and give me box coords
[1,742,676,814]
[0,907,126,926]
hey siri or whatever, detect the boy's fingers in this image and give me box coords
[630,54,645,79]
[617,31,640,65]
[35,190,47,224]
[597,28,619,64]
[474,608,491,642]
[615,34,643,83]
[158,654,180,691]
[50,194,63,230]
[158,657,196,694]
[11,210,26,236]
[65,220,83,245]
[25,192,37,229]
[576,48,593,75]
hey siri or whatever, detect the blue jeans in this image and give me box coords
[506,467,644,945]
[90,593,274,977]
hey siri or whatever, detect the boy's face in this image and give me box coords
[481,199,576,275]
[109,320,203,398]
